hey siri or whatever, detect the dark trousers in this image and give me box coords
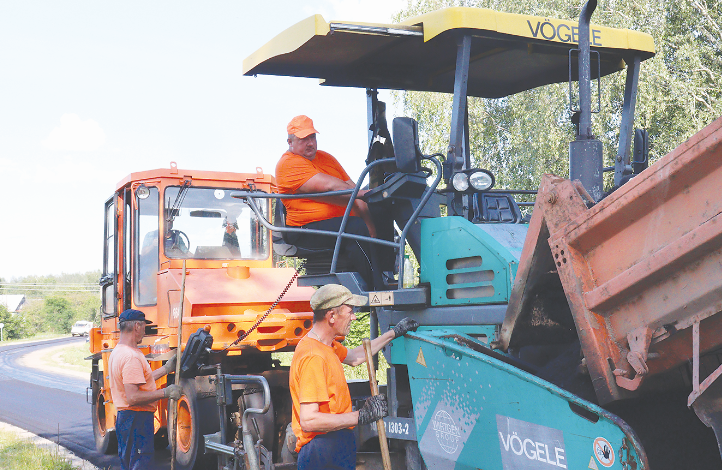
[116,410,154,470]
[288,216,386,290]
[297,429,356,470]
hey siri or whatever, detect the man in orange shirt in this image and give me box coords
[109,309,181,470]
[276,115,387,289]
[289,284,418,470]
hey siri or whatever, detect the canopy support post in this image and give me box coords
[614,55,641,187]
[446,33,472,216]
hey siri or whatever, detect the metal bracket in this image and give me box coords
[688,321,722,406]
[615,326,653,391]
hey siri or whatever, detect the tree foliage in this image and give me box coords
[394,0,722,192]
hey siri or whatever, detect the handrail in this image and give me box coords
[233,155,442,290]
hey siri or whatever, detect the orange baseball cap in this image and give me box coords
[287,115,319,139]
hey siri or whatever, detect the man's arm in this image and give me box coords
[297,174,377,238]
[124,383,167,407]
[343,318,420,366]
[344,330,395,366]
[299,402,359,433]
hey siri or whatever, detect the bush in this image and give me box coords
[0,305,30,340]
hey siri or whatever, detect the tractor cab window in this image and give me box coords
[135,186,159,306]
[163,186,269,260]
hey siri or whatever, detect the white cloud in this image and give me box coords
[42,113,106,152]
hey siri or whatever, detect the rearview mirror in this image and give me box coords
[392,117,421,174]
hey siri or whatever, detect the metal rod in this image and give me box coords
[331,158,395,273]
[397,157,442,289]
[243,195,398,248]
[363,339,392,470]
[170,259,187,470]
[578,0,596,140]
[615,55,641,186]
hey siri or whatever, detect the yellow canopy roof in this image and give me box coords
[243,7,655,98]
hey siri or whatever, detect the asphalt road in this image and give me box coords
[0,337,171,469]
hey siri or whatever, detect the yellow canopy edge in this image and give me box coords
[402,7,654,54]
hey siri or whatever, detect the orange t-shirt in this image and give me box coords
[275,150,356,227]
[289,336,351,452]
[108,343,157,412]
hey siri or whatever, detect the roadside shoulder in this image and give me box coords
[0,421,100,470]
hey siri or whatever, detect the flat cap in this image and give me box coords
[310,284,368,311]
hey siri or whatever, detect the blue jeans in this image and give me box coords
[116,410,154,470]
[297,429,356,470]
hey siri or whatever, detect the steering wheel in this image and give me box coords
[166,230,190,254]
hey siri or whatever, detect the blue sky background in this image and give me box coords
[0,0,407,279]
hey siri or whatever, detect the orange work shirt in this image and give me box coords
[289,336,351,452]
[108,343,157,412]
[275,150,356,227]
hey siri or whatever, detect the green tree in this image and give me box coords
[42,296,76,333]
[0,305,29,340]
[394,0,722,192]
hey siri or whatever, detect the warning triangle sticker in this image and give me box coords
[416,348,427,367]
[371,294,380,304]
[588,456,599,470]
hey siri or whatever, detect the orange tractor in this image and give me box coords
[90,163,313,469]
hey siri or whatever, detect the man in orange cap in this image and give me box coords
[276,115,384,289]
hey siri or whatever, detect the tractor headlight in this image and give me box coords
[451,172,469,192]
[469,170,494,191]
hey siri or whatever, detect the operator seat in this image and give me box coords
[271,202,353,275]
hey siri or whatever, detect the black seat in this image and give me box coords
[472,193,523,223]
[271,201,353,275]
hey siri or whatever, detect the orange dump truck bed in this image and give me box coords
[502,116,722,405]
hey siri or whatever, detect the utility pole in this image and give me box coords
[0,323,4,341]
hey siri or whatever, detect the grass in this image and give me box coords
[0,429,77,470]
[45,342,92,373]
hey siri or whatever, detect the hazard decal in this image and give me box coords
[416,348,427,367]
[593,437,614,467]
[369,291,394,306]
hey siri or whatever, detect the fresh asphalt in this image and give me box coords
[0,337,171,469]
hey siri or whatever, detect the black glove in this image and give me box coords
[358,394,388,425]
[392,317,419,338]
[164,384,182,400]
[161,355,177,376]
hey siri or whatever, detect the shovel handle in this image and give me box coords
[363,338,392,470]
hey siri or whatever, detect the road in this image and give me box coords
[0,337,171,469]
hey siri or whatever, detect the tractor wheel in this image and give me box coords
[92,372,118,454]
[168,378,217,470]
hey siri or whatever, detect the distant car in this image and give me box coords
[71,320,94,336]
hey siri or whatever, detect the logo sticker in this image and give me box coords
[593,437,614,467]
[416,348,427,367]
[497,415,567,469]
[432,410,461,454]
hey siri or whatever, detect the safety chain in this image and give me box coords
[221,261,305,353]
[619,438,637,470]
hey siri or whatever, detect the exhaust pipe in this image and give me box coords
[569,0,604,202]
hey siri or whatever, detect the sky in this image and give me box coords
[0,0,410,280]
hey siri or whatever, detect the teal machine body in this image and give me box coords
[383,216,648,470]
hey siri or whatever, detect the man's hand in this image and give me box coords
[163,384,182,400]
[392,318,419,338]
[162,355,177,375]
[358,394,388,425]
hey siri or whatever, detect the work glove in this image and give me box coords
[358,394,388,425]
[392,317,419,338]
[162,355,177,375]
[163,384,182,400]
